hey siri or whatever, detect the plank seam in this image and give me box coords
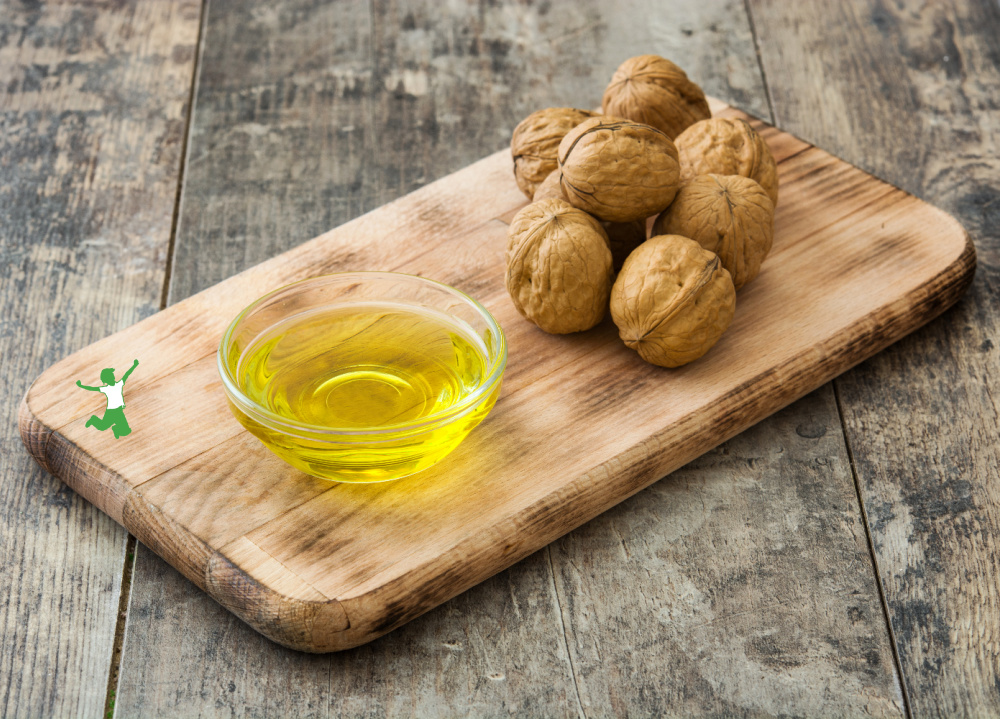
[102,535,136,719]
[775,143,813,166]
[162,0,209,312]
[545,545,588,719]
[234,537,332,600]
[742,0,777,125]
[105,0,209,713]
[130,427,244,491]
[366,0,379,214]
[833,380,914,718]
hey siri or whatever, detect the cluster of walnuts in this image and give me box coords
[505,55,778,367]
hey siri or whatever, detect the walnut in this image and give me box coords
[535,169,646,270]
[533,169,567,202]
[511,107,597,199]
[610,235,735,367]
[506,198,613,334]
[558,117,680,223]
[602,55,711,140]
[675,117,779,206]
[652,174,774,290]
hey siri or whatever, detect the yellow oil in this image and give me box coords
[228,301,499,482]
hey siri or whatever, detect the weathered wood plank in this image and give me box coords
[553,387,904,716]
[749,0,1000,714]
[0,1,201,717]
[165,0,378,305]
[120,544,581,717]
[113,1,905,717]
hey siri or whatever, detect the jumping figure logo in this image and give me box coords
[76,359,139,439]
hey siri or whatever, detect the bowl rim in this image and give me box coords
[217,271,507,436]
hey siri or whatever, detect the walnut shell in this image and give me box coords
[602,55,711,140]
[558,117,680,223]
[675,117,779,206]
[533,169,567,202]
[652,175,774,290]
[506,198,613,334]
[610,235,735,367]
[511,107,597,199]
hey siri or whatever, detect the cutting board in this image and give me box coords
[19,99,975,652]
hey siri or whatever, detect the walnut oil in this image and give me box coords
[228,301,497,482]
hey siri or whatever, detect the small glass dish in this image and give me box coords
[218,272,506,483]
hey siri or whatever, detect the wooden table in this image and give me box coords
[2,1,997,716]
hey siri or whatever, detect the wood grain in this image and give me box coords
[0,1,200,716]
[552,387,904,716]
[112,1,832,716]
[6,2,991,717]
[20,89,974,655]
[119,542,583,718]
[165,0,377,305]
[13,2,976,716]
[749,0,1000,714]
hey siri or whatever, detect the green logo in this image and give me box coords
[76,359,138,439]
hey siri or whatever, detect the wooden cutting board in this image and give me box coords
[19,99,974,652]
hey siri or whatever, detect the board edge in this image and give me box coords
[18,388,352,653]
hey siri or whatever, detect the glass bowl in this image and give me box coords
[218,272,506,483]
